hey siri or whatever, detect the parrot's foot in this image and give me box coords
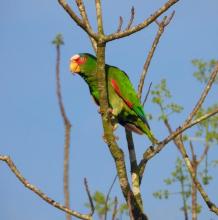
[98,108,115,119]
[106,108,115,119]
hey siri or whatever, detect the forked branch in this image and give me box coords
[139,61,218,175]
[176,136,218,215]
[0,155,92,220]
[105,0,179,42]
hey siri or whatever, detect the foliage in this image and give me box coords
[85,191,128,220]
[151,79,183,121]
[52,33,64,46]
[192,59,218,84]
[152,59,218,218]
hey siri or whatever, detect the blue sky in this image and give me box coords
[0,1,218,220]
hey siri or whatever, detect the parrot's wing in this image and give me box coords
[109,66,150,129]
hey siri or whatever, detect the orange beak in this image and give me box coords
[69,60,80,73]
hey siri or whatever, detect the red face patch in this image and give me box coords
[76,56,87,65]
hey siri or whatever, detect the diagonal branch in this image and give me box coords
[176,136,218,215]
[139,62,218,176]
[138,107,218,175]
[75,0,97,52]
[104,0,179,42]
[84,178,95,216]
[104,175,117,220]
[116,16,123,33]
[0,155,92,220]
[58,0,98,40]
[125,6,135,30]
[184,61,218,125]
[197,142,210,165]
[138,11,175,100]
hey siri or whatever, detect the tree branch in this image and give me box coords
[176,136,218,215]
[58,0,98,40]
[95,0,104,35]
[75,0,97,52]
[139,107,218,174]
[116,16,123,33]
[104,0,179,42]
[197,142,210,165]
[53,34,72,220]
[184,61,218,125]
[138,11,175,100]
[111,196,118,220]
[104,175,117,220]
[0,155,92,220]
[84,178,95,216]
[125,6,135,30]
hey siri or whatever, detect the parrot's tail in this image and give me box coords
[146,130,158,145]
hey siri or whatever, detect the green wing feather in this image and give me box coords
[107,65,149,126]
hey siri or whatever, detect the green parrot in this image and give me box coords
[69,53,157,144]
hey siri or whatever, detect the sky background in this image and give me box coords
[0,1,218,220]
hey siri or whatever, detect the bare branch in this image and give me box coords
[125,129,138,174]
[139,107,218,172]
[95,0,104,35]
[111,197,118,220]
[176,137,218,215]
[126,6,135,30]
[75,0,97,52]
[184,61,218,125]
[104,175,117,220]
[142,82,152,106]
[84,178,95,216]
[104,0,179,42]
[138,11,175,100]
[116,16,123,33]
[0,155,92,220]
[125,129,143,208]
[53,34,72,220]
[197,142,210,165]
[58,0,97,40]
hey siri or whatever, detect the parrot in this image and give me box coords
[69,53,158,145]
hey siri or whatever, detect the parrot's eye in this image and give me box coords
[77,56,87,65]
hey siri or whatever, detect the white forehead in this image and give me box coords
[70,54,80,61]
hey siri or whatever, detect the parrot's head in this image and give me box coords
[69,53,96,75]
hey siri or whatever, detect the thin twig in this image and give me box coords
[104,175,118,220]
[75,0,97,52]
[189,141,196,163]
[176,136,218,215]
[53,34,72,220]
[84,178,95,216]
[138,62,218,173]
[58,0,97,40]
[143,82,152,106]
[184,61,218,125]
[126,6,135,30]
[0,155,92,220]
[116,16,123,33]
[105,0,179,42]
[138,107,218,174]
[197,142,210,165]
[112,197,118,220]
[138,11,175,100]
